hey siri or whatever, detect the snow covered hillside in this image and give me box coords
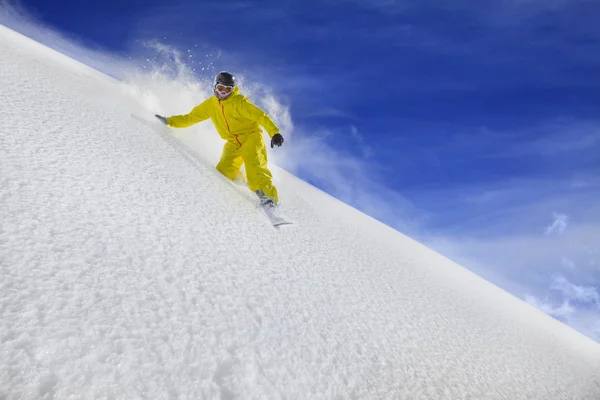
[1,25,599,399]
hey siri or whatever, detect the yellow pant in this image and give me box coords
[216,133,279,203]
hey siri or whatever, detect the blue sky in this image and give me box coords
[2,0,600,341]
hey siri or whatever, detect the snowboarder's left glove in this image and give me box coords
[155,114,168,125]
[271,133,284,148]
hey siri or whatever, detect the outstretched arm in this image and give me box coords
[158,100,211,128]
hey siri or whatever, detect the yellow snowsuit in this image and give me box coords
[166,87,280,203]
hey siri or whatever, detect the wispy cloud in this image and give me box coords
[545,212,569,236]
[525,295,574,319]
[487,122,600,160]
[331,0,600,95]
[551,275,600,306]
[418,120,600,165]
[273,126,423,234]
[349,125,375,159]
[525,274,600,340]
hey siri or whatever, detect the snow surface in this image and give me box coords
[1,24,599,400]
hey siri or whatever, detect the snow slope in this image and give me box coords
[1,25,599,400]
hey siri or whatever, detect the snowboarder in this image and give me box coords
[155,71,284,207]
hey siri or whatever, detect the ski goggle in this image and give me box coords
[215,83,233,93]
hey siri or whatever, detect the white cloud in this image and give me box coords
[349,125,375,159]
[525,294,600,342]
[494,123,600,159]
[551,275,600,306]
[545,212,569,236]
[524,295,574,319]
[350,124,361,141]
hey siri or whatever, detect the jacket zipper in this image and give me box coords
[219,100,242,148]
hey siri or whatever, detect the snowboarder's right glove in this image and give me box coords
[271,133,284,148]
[155,114,168,125]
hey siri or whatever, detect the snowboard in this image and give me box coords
[261,203,293,227]
[226,176,293,227]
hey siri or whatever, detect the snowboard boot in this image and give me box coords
[255,190,276,207]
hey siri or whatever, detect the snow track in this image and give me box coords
[1,25,599,399]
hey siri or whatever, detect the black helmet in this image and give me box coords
[214,71,235,87]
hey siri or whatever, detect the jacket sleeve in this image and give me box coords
[167,100,211,128]
[236,98,280,137]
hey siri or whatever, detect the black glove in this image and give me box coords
[155,114,168,125]
[271,133,284,148]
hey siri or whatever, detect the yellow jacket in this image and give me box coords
[167,87,280,144]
